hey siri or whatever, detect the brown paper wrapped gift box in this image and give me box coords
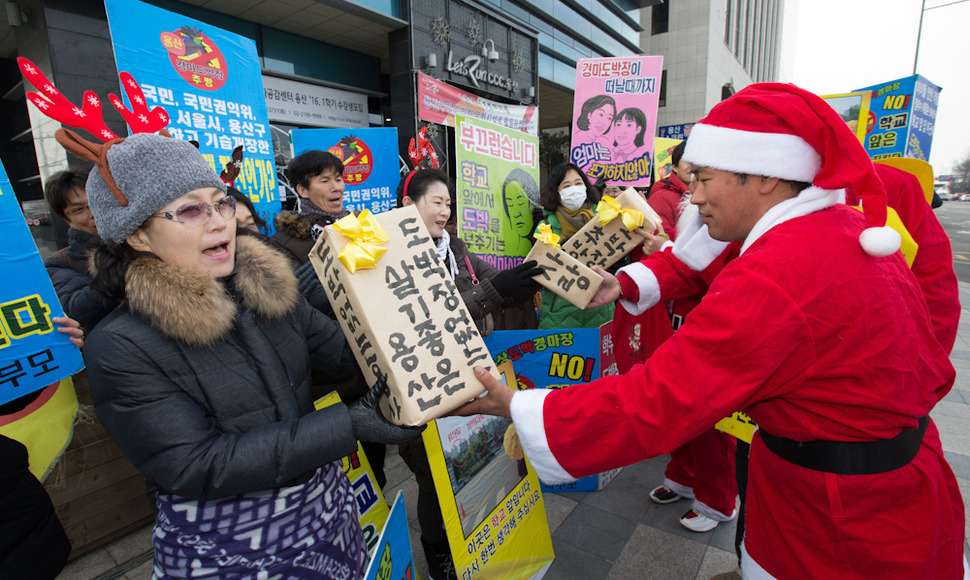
[524,240,604,309]
[309,206,496,427]
[561,188,662,270]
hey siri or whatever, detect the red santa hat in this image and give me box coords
[683,82,901,256]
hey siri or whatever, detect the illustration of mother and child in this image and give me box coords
[573,94,649,164]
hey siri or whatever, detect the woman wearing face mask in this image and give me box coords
[395,168,541,579]
[71,132,419,579]
[536,162,614,329]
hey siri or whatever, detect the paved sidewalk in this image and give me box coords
[58,284,970,580]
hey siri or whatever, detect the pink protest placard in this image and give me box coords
[569,56,663,187]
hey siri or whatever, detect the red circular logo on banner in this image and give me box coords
[328,137,373,186]
[162,27,227,91]
[866,110,877,135]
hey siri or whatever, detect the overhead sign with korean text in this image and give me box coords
[418,72,538,136]
[263,75,369,129]
[658,123,694,140]
[291,127,399,214]
[854,75,941,162]
[570,56,663,187]
[0,161,83,406]
[104,0,279,231]
[455,114,539,270]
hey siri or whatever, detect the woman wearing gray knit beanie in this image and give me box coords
[79,132,421,578]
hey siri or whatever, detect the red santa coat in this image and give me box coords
[850,164,960,352]
[511,204,964,578]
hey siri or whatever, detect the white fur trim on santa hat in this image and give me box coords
[684,123,822,183]
[859,226,902,256]
[615,261,662,316]
[509,389,575,484]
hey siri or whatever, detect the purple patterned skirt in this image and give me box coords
[151,462,367,579]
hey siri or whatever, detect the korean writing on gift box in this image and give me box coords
[380,217,492,419]
[314,242,385,384]
[579,59,642,78]
[564,221,640,268]
[459,123,536,166]
[533,249,595,294]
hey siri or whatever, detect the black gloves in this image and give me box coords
[296,261,333,316]
[347,376,425,444]
[489,260,544,298]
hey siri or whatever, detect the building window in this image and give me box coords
[652,1,669,35]
[659,69,667,107]
[724,0,733,47]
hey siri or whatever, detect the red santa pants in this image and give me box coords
[663,427,738,520]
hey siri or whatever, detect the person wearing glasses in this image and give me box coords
[43,169,116,331]
[80,134,419,578]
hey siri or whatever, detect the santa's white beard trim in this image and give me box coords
[741,185,844,255]
[672,214,730,271]
[615,261,662,316]
[510,389,574,484]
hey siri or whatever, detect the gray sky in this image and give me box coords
[781,0,969,174]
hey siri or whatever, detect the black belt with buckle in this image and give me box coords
[758,416,929,475]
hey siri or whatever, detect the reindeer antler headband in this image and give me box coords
[18,57,172,207]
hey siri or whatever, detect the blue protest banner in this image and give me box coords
[363,490,416,580]
[0,162,83,406]
[104,0,279,232]
[485,328,618,492]
[485,328,600,390]
[291,128,400,215]
[854,74,941,163]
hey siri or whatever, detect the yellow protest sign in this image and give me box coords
[423,361,554,579]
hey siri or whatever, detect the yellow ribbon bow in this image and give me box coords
[534,223,561,249]
[333,210,389,273]
[596,196,644,231]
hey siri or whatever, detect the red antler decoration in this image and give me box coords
[18,57,120,141]
[108,72,170,134]
[17,57,170,142]
[408,126,440,169]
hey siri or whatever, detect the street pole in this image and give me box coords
[913,0,926,75]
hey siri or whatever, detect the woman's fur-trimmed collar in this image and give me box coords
[273,211,312,238]
[125,236,299,346]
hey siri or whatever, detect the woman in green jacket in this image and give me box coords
[536,162,614,329]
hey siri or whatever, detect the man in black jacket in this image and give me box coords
[43,170,116,330]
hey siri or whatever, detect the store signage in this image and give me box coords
[263,75,369,129]
[446,51,517,92]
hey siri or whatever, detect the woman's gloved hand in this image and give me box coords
[347,376,425,444]
[489,260,544,298]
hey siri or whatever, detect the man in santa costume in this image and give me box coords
[458,83,966,579]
